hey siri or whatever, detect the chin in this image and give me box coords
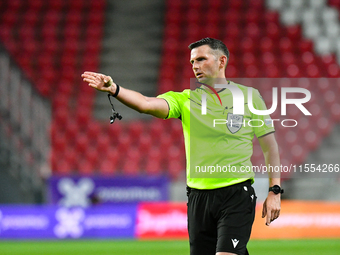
[198,78,213,85]
[197,77,207,83]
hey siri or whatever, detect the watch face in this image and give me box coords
[272,186,280,194]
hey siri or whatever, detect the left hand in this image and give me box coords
[262,192,281,226]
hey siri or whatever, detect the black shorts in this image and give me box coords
[187,180,257,255]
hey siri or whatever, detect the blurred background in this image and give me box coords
[0,0,340,250]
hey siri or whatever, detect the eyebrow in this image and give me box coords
[190,56,206,64]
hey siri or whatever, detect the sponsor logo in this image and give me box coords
[58,178,95,207]
[231,238,240,248]
[137,209,187,236]
[54,208,85,238]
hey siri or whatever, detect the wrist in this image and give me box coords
[269,185,284,195]
[112,84,120,97]
[108,83,119,96]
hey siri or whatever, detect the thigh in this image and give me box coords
[216,183,257,254]
[187,190,217,255]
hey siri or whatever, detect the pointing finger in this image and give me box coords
[266,210,271,226]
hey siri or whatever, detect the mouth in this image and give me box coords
[196,73,204,78]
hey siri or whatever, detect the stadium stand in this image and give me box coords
[0,0,339,181]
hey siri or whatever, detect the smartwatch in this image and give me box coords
[269,185,284,194]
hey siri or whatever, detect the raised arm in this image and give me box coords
[81,71,169,119]
[258,132,281,226]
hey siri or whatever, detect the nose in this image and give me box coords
[192,61,199,70]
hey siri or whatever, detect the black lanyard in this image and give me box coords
[108,94,123,124]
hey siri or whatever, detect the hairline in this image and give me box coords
[190,44,228,68]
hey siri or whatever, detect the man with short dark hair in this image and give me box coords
[82,37,282,255]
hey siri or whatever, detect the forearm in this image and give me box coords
[258,133,281,187]
[110,85,148,113]
[263,146,281,187]
[109,84,168,119]
[259,133,282,225]
[82,71,169,118]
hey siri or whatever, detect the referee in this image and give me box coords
[82,37,282,255]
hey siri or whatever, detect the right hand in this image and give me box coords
[81,71,117,94]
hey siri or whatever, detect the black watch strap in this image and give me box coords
[269,185,284,194]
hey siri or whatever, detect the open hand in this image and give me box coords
[81,71,116,93]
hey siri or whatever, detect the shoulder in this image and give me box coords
[157,89,191,100]
[229,81,257,93]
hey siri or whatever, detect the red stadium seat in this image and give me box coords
[52,131,68,153]
[286,64,302,78]
[306,64,321,78]
[284,130,298,147]
[78,159,96,175]
[265,65,280,78]
[138,133,153,152]
[224,12,242,28]
[44,10,62,26]
[122,160,140,176]
[327,64,340,77]
[98,158,118,176]
[226,65,239,78]
[168,161,184,180]
[148,146,162,162]
[242,52,256,66]
[48,0,65,10]
[279,37,293,53]
[241,38,255,53]
[209,0,222,9]
[69,0,85,11]
[246,23,261,39]
[1,11,18,27]
[28,0,44,11]
[245,65,260,77]
[128,121,144,139]
[317,117,333,136]
[88,12,104,26]
[85,147,101,170]
[304,130,321,151]
[228,0,244,9]
[246,10,261,24]
[260,37,275,53]
[144,159,163,175]
[65,12,83,26]
[89,0,106,11]
[290,145,307,165]
[74,133,90,154]
[266,23,280,40]
[298,40,313,53]
[55,159,74,175]
[286,25,301,41]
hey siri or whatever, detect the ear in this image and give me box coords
[219,55,228,69]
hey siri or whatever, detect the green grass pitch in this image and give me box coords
[0,239,339,255]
